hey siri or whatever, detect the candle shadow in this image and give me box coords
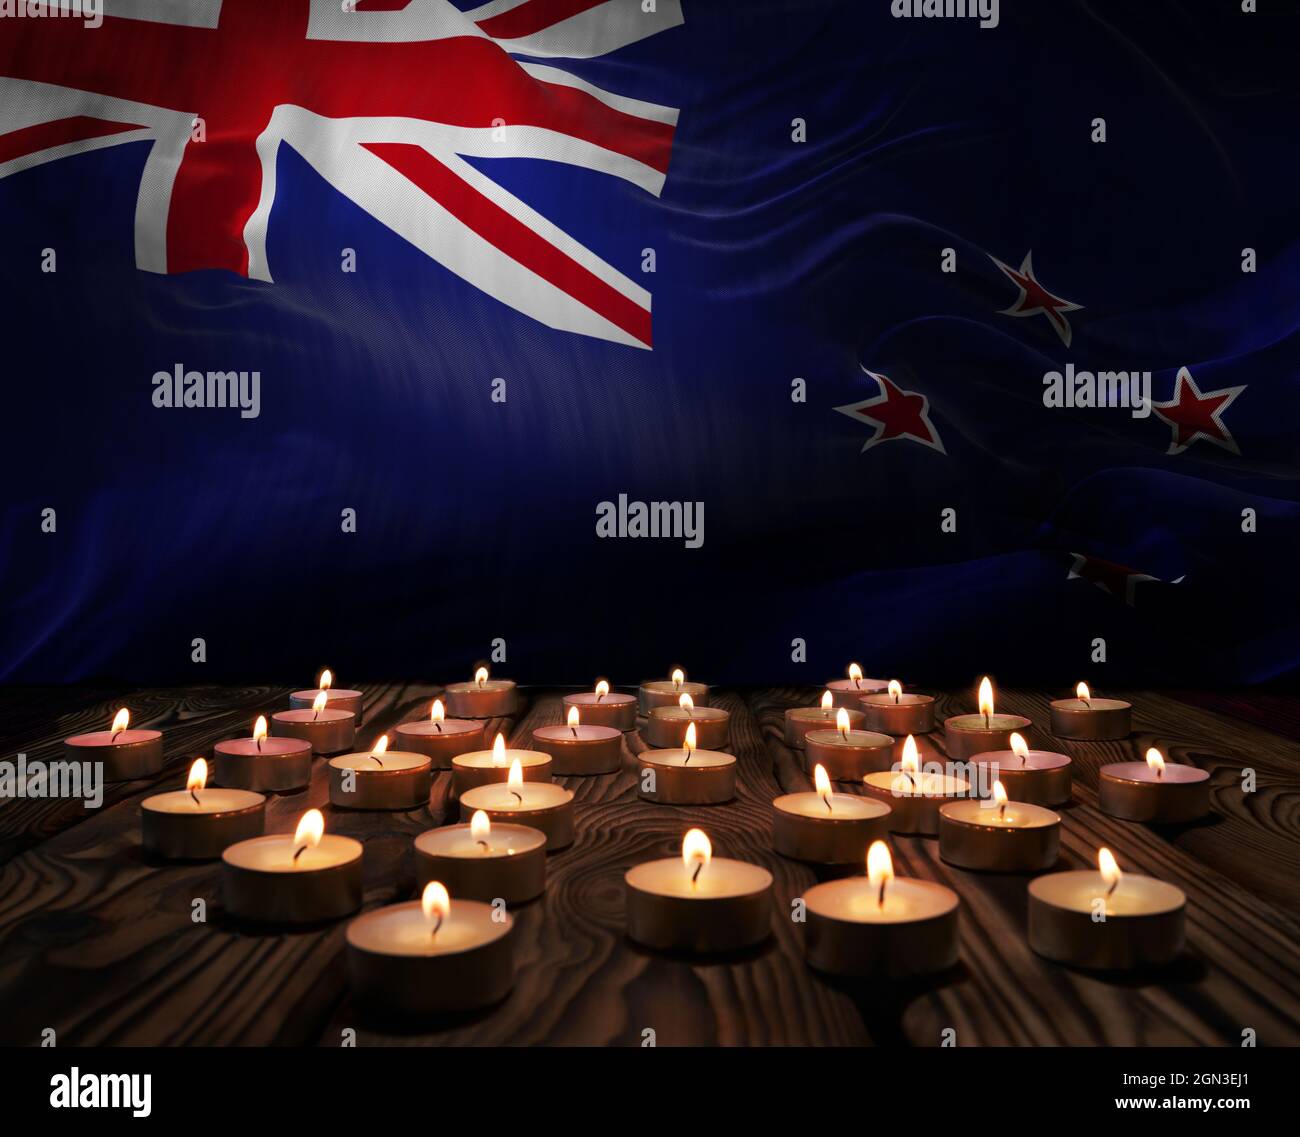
[1048,951,1207,986]
[342,995,514,1036]
[621,932,776,966]
[816,961,969,1045]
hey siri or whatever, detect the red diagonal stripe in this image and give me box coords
[476,0,609,40]
[365,141,651,346]
[0,115,140,166]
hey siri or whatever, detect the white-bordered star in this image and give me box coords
[835,367,946,454]
[990,250,1083,347]
[1151,366,1246,456]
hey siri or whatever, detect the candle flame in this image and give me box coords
[992,780,1008,808]
[671,667,685,688]
[1098,847,1122,895]
[1146,747,1166,776]
[813,763,832,801]
[836,707,851,738]
[253,715,268,742]
[684,721,697,752]
[311,690,328,715]
[888,679,903,700]
[567,705,581,728]
[595,679,610,699]
[372,734,390,756]
[978,676,994,719]
[508,758,524,789]
[111,708,130,733]
[187,758,208,793]
[682,828,711,884]
[678,692,694,713]
[431,698,445,722]
[901,734,920,776]
[492,732,507,767]
[319,668,333,691]
[867,840,894,906]
[1076,680,1091,703]
[293,809,324,853]
[848,663,863,684]
[1010,731,1029,763]
[820,689,833,711]
[470,809,491,843]
[475,666,489,688]
[422,880,450,927]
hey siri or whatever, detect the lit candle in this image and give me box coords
[532,705,623,775]
[1049,681,1132,740]
[414,810,547,905]
[452,732,553,797]
[858,679,936,736]
[804,709,893,780]
[938,780,1061,872]
[140,758,265,860]
[1099,747,1210,824]
[289,668,364,724]
[861,735,970,835]
[772,763,892,864]
[272,689,356,755]
[394,698,486,769]
[458,758,575,850]
[442,666,519,719]
[328,733,433,811]
[824,662,888,709]
[784,689,865,747]
[969,731,1072,807]
[64,707,164,783]
[346,881,515,1015]
[637,721,737,804]
[1028,847,1186,969]
[643,692,730,750]
[638,667,709,714]
[943,676,1032,759]
[625,828,773,953]
[213,715,313,793]
[563,679,638,731]
[803,840,960,977]
[222,809,363,925]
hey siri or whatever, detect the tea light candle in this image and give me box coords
[272,691,355,754]
[944,676,1031,759]
[328,734,432,811]
[452,732,552,797]
[638,668,709,714]
[346,882,514,1015]
[140,758,265,860]
[938,781,1061,872]
[393,698,486,768]
[804,710,893,780]
[970,731,1072,807]
[222,809,363,924]
[563,680,638,731]
[1028,847,1186,969]
[1049,681,1132,740]
[1099,748,1210,823]
[637,722,736,804]
[289,668,364,724]
[825,662,888,709]
[861,735,970,835]
[443,666,519,719]
[643,693,730,750]
[625,829,772,952]
[784,690,865,747]
[533,706,623,775]
[414,810,547,904]
[859,680,936,735]
[772,764,891,863]
[459,760,574,850]
[803,840,959,977]
[213,715,313,793]
[64,708,163,783]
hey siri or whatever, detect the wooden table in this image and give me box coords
[1,684,1297,1046]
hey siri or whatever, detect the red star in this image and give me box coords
[835,368,945,454]
[1152,366,1245,456]
[991,251,1082,347]
[1067,553,1183,606]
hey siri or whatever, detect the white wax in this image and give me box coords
[223,833,361,873]
[807,877,957,924]
[445,680,516,695]
[454,748,550,771]
[863,770,969,798]
[459,782,571,811]
[273,708,353,725]
[638,748,734,770]
[649,707,728,724]
[626,857,771,900]
[1053,697,1130,712]
[974,749,1070,773]
[939,799,1059,829]
[775,792,889,821]
[1101,761,1207,786]
[947,714,1029,730]
[642,680,708,697]
[330,750,428,773]
[1030,870,1185,917]
[398,720,479,737]
[142,789,263,815]
[348,900,508,956]
[826,677,887,693]
[415,823,545,860]
[804,728,891,749]
[533,725,621,743]
[787,708,841,724]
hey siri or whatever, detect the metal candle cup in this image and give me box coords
[859,692,936,736]
[140,788,266,860]
[414,823,547,904]
[1049,696,1132,740]
[346,898,513,1015]
[443,678,519,719]
[784,705,864,747]
[213,735,312,793]
[861,769,970,835]
[772,792,891,864]
[825,675,888,709]
[803,728,893,780]
[970,747,1072,807]
[563,690,638,731]
[458,782,574,850]
[271,708,355,755]
[938,798,1061,872]
[532,723,623,775]
[451,747,552,797]
[636,747,736,804]
[638,679,709,714]
[289,687,364,724]
[64,728,164,783]
[625,857,772,952]
[393,719,485,768]
[943,713,1032,759]
[328,750,432,810]
[222,832,363,924]
[642,706,729,750]
[1099,761,1210,823]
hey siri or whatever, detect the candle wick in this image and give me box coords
[190,789,201,806]
[691,861,703,884]
[823,794,832,814]
[1081,698,1091,708]
[893,693,899,705]
[597,693,605,702]
[998,802,1006,821]
[112,729,123,741]
[877,880,886,908]
[570,725,578,737]
[477,840,491,853]
[904,771,915,790]
[313,708,320,722]
[435,721,442,733]
[292,843,308,863]
[983,711,990,728]
[256,737,262,753]
[431,913,443,939]
[683,751,692,764]
[511,790,523,804]
[1106,878,1118,898]
[369,754,383,767]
